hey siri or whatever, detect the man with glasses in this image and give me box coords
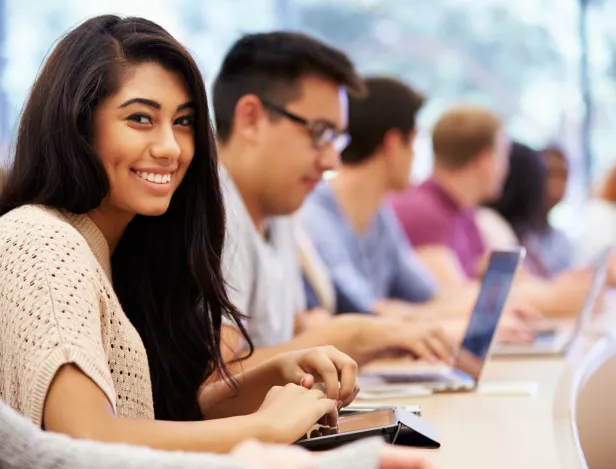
[214,32,455,368]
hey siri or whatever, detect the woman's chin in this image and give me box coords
[135,202,171,217]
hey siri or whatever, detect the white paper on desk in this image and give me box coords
[356,376,433,399]
[345,403,423,416]
[476,381,539,396]
[357,387,433,400]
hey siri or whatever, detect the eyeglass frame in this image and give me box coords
[260,99,351,153]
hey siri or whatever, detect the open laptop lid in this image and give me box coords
[453,248,526,383]
[562,250,609,352]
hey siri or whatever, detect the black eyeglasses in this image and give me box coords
[261,100,350,152]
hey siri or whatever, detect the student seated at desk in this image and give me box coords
[478,142,573,278]
[300,77,532,342]
[388,105,593,317]
[215,32,455,369]
[576,165,616,285]
[0,15,368,454]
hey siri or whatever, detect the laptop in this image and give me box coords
[359,248,525,393]
[491,254,608,357]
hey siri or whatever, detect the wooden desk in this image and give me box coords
[359,318,616,468]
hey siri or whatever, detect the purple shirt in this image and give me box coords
[389,178,485,279]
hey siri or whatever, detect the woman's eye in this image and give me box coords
[175,115,195,127]
[127,114,152,125]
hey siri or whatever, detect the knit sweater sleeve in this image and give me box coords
[0,400,384,469]
[0,210,116,427]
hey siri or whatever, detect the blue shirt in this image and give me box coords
[301,183,437,314]
[525,227,573,277]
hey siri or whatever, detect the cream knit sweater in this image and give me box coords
[0,205,154,426]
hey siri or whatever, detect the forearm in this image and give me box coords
[371,285,478,321]
[371,299,425,320]
[425,284,480,320]
[199,358,282,420]
[221,316,361,374]
[415,246,470,289]
[74,413,270,454]
[514,280,578,317]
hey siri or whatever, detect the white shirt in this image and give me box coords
[576,199,616,265]
[220,165,305,347]
[475,207,519,250]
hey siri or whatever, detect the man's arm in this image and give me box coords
[220,320,358,371]
[220,314,457,380]
[392,203,472,289]
[385,208,439,304]
[513,269,595,317]
[415,245,471,289]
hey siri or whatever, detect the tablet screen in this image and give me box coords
[300,409,397,440]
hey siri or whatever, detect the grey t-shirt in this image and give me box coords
[220,165,306,347]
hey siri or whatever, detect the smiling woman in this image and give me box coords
[0,14,365,456]
[89,63,196,226]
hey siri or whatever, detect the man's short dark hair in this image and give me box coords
[341,77,425,165]
[213,31,364,142]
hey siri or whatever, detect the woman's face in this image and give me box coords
[92,62,195,216]
[543,152,568,210]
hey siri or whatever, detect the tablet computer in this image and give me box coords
[294,407,440,451]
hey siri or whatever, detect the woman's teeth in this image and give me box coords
[135,171,171,184]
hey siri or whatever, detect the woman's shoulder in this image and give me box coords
[1,204,73,229]
[0,205,96,260]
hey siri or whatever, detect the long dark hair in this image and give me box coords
[486,141,548,240]
[0,15,252,421]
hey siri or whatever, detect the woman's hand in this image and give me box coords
[252,384,339,444]
[273,346,360,407]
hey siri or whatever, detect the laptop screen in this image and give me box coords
[454,249,524,380]
[564,253,609,347]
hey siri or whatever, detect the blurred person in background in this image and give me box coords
[300,77,532,343]
[214,33,457,371]
[389,105,592,317]
[542,146,570,217]
[478,142,573,277]
[576,164,616,284]
[389,105,508,283]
